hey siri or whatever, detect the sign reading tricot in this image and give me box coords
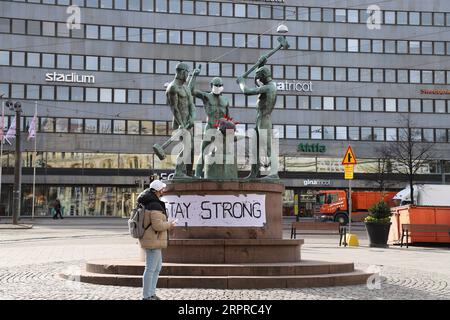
[161,194,266,227]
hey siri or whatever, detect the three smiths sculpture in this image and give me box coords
[153,25,290,181]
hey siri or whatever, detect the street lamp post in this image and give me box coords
[6,100,22,225]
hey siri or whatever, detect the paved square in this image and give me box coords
[0,218,449,300]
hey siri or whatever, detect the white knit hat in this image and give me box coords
[149,180,167,192]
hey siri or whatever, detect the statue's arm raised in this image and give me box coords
[236,78,272,96]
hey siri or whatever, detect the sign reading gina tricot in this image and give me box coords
[161,194,266,227]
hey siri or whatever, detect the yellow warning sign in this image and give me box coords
[342,145,357,165]
[344,165,354,180]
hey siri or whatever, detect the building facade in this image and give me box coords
[1,0,449,217]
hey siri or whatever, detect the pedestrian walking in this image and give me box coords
[53,199,63,219]
[137,180,176,300]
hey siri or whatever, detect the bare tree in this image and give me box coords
[371,152,395,193]
[381,115,435,204]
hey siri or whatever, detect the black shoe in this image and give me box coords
[150,295,161,300]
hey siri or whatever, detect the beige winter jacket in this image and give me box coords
[139,210,171,249]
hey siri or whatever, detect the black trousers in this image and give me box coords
[53,209,63,219]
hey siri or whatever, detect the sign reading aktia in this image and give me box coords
[45,72,95,84]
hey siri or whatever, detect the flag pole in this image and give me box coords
[0,97,4,207]
[31,102,37,221]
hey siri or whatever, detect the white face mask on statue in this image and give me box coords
[212,85,224,95]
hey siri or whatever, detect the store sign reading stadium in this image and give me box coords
[45,72,95,84]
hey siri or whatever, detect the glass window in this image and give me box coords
[169,0,181,13]
[155,91,166,105]
[142,59,153,73]
[142,90,153,104]
[100,57,112,71]
[298,37,309,50]
[372,40,383,53]
[434,13,445,26]
[298,66,308,80]
[311,67,321,80]
[71,87,84,101]
[100,26,112,40]
[12,20,26,34]
[397,40,408,54]
[85,88,98,102]
[311,97,321,110]
[373,98,384,111]
[235,3,246,17]
[27,20,41,35]
[128,28,140,42]
[126,89,139,104]
[85,119,98,133]
[311,38,321,50]
[422,71,433,84]
[336,38,346,51]
[155,0,167,12]
[386,70,396,83]
[42,21,55,36]
[69,55,83,70]
[222,33,233,47]
[348,97,359,111]
[386,99,396,112]
[422,42,433,55]
[169,30,181,44]
[323,67,334,81]
[285,96,296,109]
[385,40,396,53]
[298,7,309,21]
[423,129,434,142]
[409,12,420,25]
[435,100,446,113]
[114,89,126,103]
[221,3,232,16]
[323,97,334,110]
[360,98,371,111]
[422,100,433,113]
[310,8,321,21]
[336,68,346,81]
[26,85,40,100]
[410,70,421,83]
[42,53,55,68]
[336,127,347,140]
[286,125,297,139]
[422,12,432,26]
[323,38,334,51]
[12,52,25,66]
[154,121,167,135]
[155,60,167,74]
[336,97,346,110]
[209,2,220,16]
[97,120,112,134]
[373,69,383,83]
[335,9,346,22]
[311,126,322,140]
[384,11,396,24]
[286,7,297,20]
[55,118,69,133]
[323,126,334,140]
[373,128,384,141]
[386,128,397,141]
[248,4,258,18]
[57,54,70,69]
[115,27,127,41]
[209,32,220,46]
[113,120,126,134]
[260,5,271,19]
[298,126,309,139]
[115,0,126,9]
[41,86,54,100]
[194,31,206,46]
[183,31,194,45]
[360,68,371,82]
[360,39,371,52]
[436,129,446,142]
[86,25,98,39]
[361,127,372,141]
[234,34,246,48]
[141,121,153,135]
[397,99,408,112]
[127,120,139,135]
[348,127,359,141]
[56,86,69,100]
[70,119,83,133]
[156,29,167,43]
[435,42,445,55]
[86,56,98,70]
[410,99,421,112]
[348,39,358,52]
[398,70,408,83]
[409,41,420,54]
[41,118,55,133]
[397,11,408,25]
[322,8,333,21]
[348,68,359,81]
[348,9,358,23]
[100,88,112,102]
[298,96,309,109]
[128,59,140,73]
[129,0,140,10]
[0,18,11,33]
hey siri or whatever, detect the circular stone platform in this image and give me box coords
[62,180,372,288]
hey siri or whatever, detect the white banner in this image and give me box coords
[161,194,266,227]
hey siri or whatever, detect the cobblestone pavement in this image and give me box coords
[0,218,449,300]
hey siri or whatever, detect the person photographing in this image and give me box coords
[137,180,177,300]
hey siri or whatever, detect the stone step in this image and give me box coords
[85,259,355,276]
[60,270,372,289]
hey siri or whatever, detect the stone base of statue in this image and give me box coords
[61,180,372,288]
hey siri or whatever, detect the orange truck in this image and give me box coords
[316,190,397,225]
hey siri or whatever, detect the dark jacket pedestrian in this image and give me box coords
[138,180,175,300]
[53,199,63,219]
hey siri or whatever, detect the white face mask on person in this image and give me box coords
[211,85,224,95]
